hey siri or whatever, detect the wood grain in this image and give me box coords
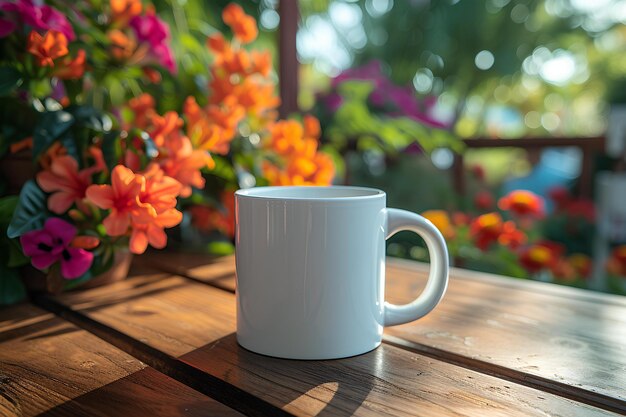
[46,269,618,416]
[141,253,626,413]
[383,259,626,407]
[0,303,241,416]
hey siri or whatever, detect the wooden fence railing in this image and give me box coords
[453,136,605,198]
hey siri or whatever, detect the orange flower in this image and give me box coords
[607,245,626,277]
[250,50,272,77]
[108,29,137,61]
[262,116,334,186]
[71,235,101,250]
[86,165,155,236]
[159,133,214,197]
[422,210,455,239]
[266,119,317,158]
[149,111,184,147]
[54,49,86,80]
[303,115,321,138]
[129,208,182,254]
[470,212,503,251]
[140,163,182,212]
[206,32,230,54]
[567,253,591,278]
[9,137,33,154]
[27,30,68,67]
[497,221,526,249]
[36,156,95,214]
[189,192,235,237]
[222,3,258,44]
[498,190,545,218]
[110,0,142,26]
[263,151,334,186]
[143,67,161,83]
[39,142,68,170]
[183,96,244,154]
[127,93,156,129]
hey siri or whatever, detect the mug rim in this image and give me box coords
[235,185,385,201]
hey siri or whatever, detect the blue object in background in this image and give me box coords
[501,147,582,213]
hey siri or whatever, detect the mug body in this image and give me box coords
[235,186,387,359]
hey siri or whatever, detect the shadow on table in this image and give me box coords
[183,333,377,416]
[37,333,377,416]
[38,367,238,417]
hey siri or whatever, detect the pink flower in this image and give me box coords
[0,0,75,40]
[129,12,176,72]
[19,218,93,279]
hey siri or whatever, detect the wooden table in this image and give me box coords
[1,254,625,416]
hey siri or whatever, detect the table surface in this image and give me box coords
[1,253,625,416]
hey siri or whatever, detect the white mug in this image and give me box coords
[235,186,449,360]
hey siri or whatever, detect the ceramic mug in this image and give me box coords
[235,186,449,360]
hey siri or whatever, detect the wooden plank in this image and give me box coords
[463,136,605,149]
[45,270,619,416]
[141,253,626,412]
[0,303,241,416]
[383,260,626,407]
[134,251,236,291]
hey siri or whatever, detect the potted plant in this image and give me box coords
[0,1,334,304]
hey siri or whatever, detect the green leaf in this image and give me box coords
[101,130,122,171]
[7,180,48,238]
[0,264,27,306]
[33,110,75,159]
[206,241,235,256]
[0,196,18,229]
[0,67,23,96]
[67,105,112,132]
[7,239,29,267]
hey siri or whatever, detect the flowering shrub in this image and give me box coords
[416,187,604,288]
[313,60,462,162]
[0,1,334,302]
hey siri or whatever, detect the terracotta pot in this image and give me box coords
[80,250,133,289]
[21,249,133,294]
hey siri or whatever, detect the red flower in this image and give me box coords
[498,190,545,218]
[497,221,526,250]
[564,200,595,222]
[518,241,564,273]
[607,245,626,277]
[474,190,494,211]
[452,212,469,226]
[470,165,485,181]
[548,186,570,210]
[470,213,503,251]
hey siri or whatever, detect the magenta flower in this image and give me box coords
[0,16,15,37]
[0,0,75,40]
[331,60,451,129]
[130,13,176,72]
[20,218,93,279]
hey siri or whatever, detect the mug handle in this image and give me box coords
[384,208,449,326]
